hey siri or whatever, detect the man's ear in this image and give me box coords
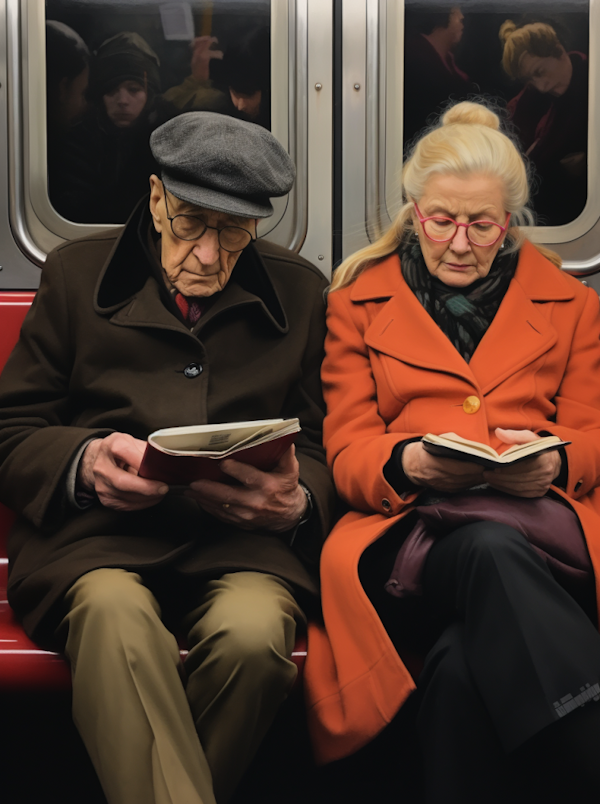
[149,174,164,232]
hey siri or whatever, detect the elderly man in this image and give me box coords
[0,113,334,804]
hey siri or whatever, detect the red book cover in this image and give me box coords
[138,431,298,485]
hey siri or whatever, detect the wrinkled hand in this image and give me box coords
[402,438,484,492]
[191,36,223,82]
[186,445,307,532]
[78,434,169,511]
[482,428,561,498]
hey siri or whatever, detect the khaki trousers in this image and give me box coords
[61,568,304,804]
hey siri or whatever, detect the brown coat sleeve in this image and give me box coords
[0,250,112,528]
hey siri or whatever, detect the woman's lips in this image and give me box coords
[445,263,473,270]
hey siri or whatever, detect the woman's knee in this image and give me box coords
[430,521,536,572]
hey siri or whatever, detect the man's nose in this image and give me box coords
[449,224,471,252]
[192,228,221,264]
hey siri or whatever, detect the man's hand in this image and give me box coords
[482,428,561,498]
[78,434,169,511]
[402,439,485,492]
[186,445,307,532]
[191,36,223,82]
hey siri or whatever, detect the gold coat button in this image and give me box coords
[462,396,481,414]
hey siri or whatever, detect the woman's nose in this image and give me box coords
[450,224,471,252]
[531,77,549,93]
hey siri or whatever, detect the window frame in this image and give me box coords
[7,0,332,275]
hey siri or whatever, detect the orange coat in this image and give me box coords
[305,241,600,764]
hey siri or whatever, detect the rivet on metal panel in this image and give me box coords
[354,83,361,90]
[318,255,324,261]
[315,82,322,91]
[581,280,589,286]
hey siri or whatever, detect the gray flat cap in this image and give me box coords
[150,112,296,218]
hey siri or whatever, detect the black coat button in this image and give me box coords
[183,363,203,378]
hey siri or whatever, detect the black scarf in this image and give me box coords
[398,239,518,363]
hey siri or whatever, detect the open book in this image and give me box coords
[421,432,570,469]
[138,418,301,485]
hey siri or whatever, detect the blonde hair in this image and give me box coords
[331,101,560,292]
[499,20,563,80]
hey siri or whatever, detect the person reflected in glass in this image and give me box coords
[46,21,90,204]
[403,6,476,146]
[51,32,175,224]
[305,100,600,804]
[500,20,588,226]
[164,27,270,128]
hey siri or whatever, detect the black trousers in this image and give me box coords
[360,521,600,803]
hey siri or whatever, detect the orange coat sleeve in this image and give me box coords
[322,288,420,517]
[545,288,600,500]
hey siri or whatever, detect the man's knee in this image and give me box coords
[63,567,165,660]
[185,572,302,681]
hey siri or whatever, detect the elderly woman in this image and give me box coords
[305,102,600,803]
[500,20,588,225]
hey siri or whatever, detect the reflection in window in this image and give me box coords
[46,0,271,225]
[403,3,589,226]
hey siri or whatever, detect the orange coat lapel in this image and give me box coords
[470,241,574,393]
[351,253,476,384]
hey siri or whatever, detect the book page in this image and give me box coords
[498,436,564,461]
[149,419,300,455]
[422,433,500,459]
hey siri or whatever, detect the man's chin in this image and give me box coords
[175,278,224,298]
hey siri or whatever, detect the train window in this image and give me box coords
[45,0,271,226]
[342,1,597,271]
[9,0,319,270]
[402,3,589,229]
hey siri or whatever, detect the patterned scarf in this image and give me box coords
[398,239,518,363]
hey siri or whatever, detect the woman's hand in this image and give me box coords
[402,440,485,492]
[482,428,562,498]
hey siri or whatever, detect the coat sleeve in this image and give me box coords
[281,275,336,562]
[322,288,421,516]
[543,287,600,501]
[0,250,113,529]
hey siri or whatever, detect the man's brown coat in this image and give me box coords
[0,205,334,647]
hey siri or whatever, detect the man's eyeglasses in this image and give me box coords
[414,202,510,247]
[163,188,256,252]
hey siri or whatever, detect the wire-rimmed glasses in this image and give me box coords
[163,188,255,252]
[414,202,510,247]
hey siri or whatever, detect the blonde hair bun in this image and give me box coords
[499,20,517,44]
[441,101,500,131]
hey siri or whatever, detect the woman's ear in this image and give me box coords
[148,174,163,232]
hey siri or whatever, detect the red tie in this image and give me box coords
[175,293,204,326]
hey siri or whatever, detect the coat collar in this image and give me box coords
[350,240,575,304]
[355,240,575,390]
[93,198,289,335]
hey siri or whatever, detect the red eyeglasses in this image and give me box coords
[414,202,510,247]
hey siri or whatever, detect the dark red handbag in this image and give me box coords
[385,492,593,599]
